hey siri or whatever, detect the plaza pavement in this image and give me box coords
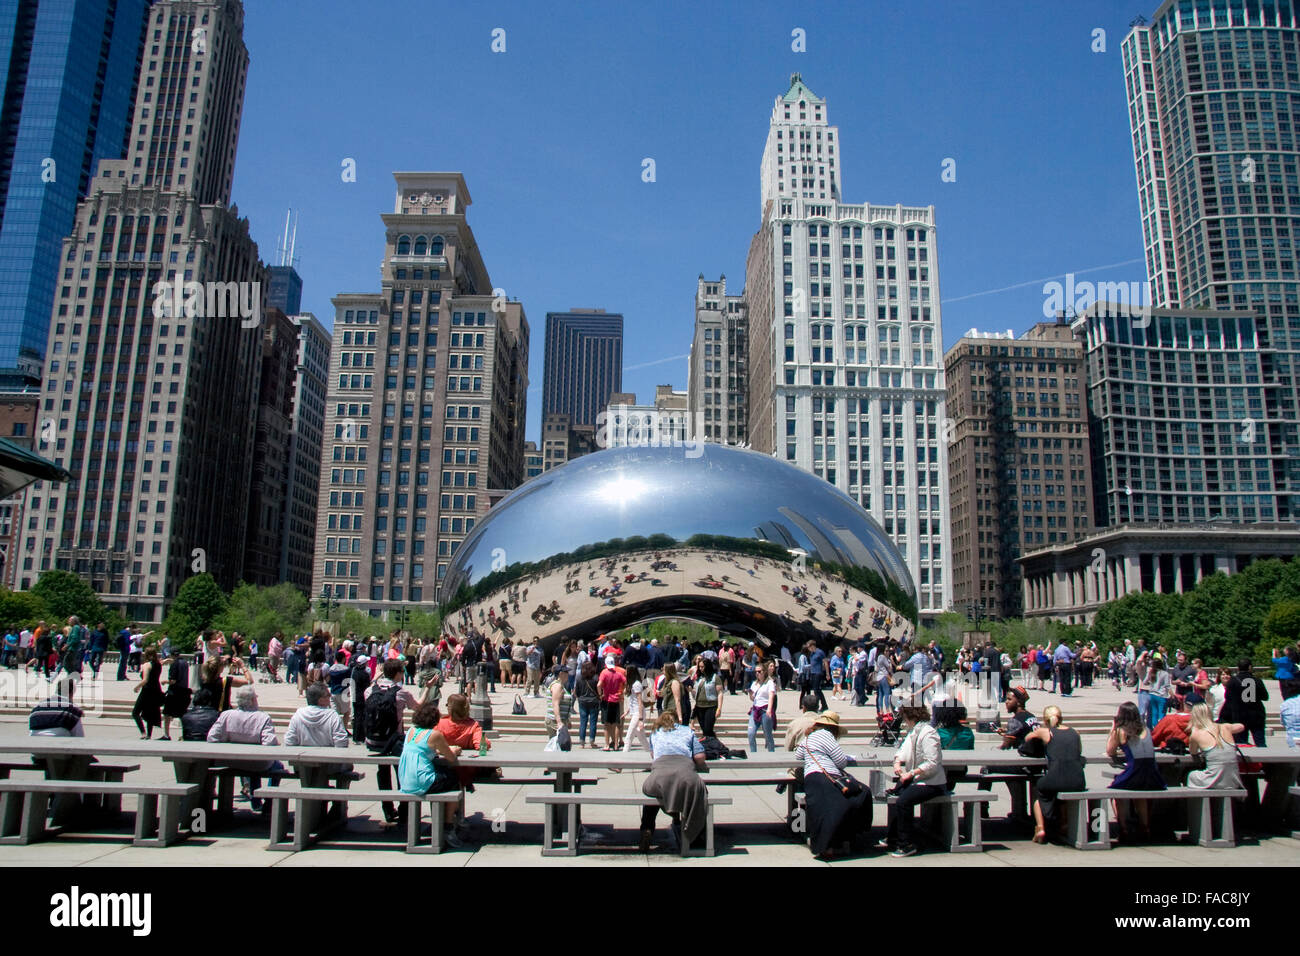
[0,666,1295,867]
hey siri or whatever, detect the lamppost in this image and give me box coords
[319,586,336,625]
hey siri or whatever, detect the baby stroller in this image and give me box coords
[870,710,904,747]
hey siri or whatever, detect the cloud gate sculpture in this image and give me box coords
[440,445,917,653]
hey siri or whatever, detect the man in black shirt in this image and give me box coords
[1169,650,1199,707]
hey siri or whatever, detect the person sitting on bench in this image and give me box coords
[1023,705,1085,844]
[880,705,947,858]
[639,710,708,853]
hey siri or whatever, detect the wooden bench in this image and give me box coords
[525,792,732,857]
[255,785,463,854]
[1059,788,1247,849]
[0,779,198,847]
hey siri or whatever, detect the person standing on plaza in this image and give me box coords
[624,665,651,752]
[829,646,847,701]
[692,657,724,737]
[575,661,601,749]
[132,647,165,740]
[748,660,778,753]
[1147,655,1172,728]
[364,658,421,824]
[161,653,191,740]
[808,641,829,712]
[525,638,544,698]
[1221,658,1269,746]
[598,655,626,751]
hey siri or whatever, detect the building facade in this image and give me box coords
[0,0,154,386]
[0,388,40,587]
[242,307,298,587]
[21,0,263,620]
[311,172,529,613]
[745,75,952,618]
[687,275,748,445]
[1075,303,1291,527]
[523,440,543,480]
[602,385,689,449]
[541,309,622,429]
[280,311,329,592]
[1124,1,1300,520]
[1022,522,1300,625]
[944,320,1094,620]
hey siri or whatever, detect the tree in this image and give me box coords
[161,573,229,652]
[29,569,105,626]
[213,582,310,645]
[1261,600,1300,649]
[0,589,46,632]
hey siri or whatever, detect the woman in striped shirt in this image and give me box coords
[795,712,871,860]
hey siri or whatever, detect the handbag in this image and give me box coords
[511,694,526,716]
[807,745,865,799]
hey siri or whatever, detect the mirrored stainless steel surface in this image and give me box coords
[440,445,916,651]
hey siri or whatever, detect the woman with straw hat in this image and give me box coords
[795,711,871,860]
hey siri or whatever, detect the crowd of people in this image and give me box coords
[15,615,1300,857]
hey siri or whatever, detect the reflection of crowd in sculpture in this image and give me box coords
[450,549,913,654]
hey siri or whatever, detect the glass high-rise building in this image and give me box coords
[0,0,153,385]
[542,309,622,429]
[23,0,264,620]
[1124,0,1300,519]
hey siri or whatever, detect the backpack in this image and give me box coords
[364,684,402,745]
[462,636,483,666]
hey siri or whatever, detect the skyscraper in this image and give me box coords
[745,74,952,618]
[1124,1,1300,519]
[21,0,264,620]
[0,0,154,385]
[312,172,529,612]
[688,275,748,445]
[944,320,1094,620]
[281,311,329,592]
[542,309,622,428]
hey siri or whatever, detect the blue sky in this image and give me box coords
[232,0,1153,440]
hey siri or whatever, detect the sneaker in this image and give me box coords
[444,830,465,849]
[890,844,918,858]
[873,838,893,851]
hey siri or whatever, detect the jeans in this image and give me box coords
[87,650,104,675]
[246,761,284,811]
[886,781,946,849]
[748,710,775,752]
[1136,689,1151,727]
[1148,695,1168,728]
[876,678,892,712]
[578,702,599,746]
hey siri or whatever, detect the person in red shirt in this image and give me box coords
[1151,695,1193,750]
[598,656,627,751]
[434,692,498,786]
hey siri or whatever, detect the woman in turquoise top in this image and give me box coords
[397,700,463,846]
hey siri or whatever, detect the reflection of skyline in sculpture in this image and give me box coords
[440,445,916,651]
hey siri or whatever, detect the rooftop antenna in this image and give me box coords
[277,209,301,269]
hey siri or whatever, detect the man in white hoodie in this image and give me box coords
[286,681,350,749]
